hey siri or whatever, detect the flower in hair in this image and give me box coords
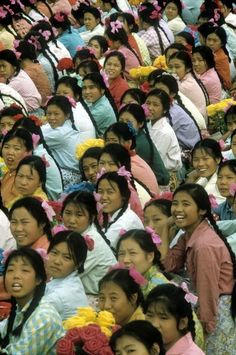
[52,224,68,236]
[141,103,150,118]
[145,226,162,246]
[93,191,103,213]
[75,138,104,160]
[66,96,77,108]
[229,183,236,197]
[13,39,20,49]
[93,192,101,202]
[109,262,125,271]
[180,282,198,305]
[1,249,14,265]
[38,29,51,41]
[0,7,8,19]
[96,167,106,180]
[54,12,65,22]
[150,10,160,20]
[129,266,148,286]
[138,5,147,12]
[28,114,42,127]
[57,58,74,71]
[218,139,225,151]
[32,133,40,149]
[84,235,95,251]
[100,70,109,89]
[119,228,127,236]
[110,20,123,34]
[117,166,131,181]
[3,5,14,16]
[12,113,24,121]
[41,201,56,221]
[35,248,49,261]
[209,194,218,209]
[28,36,41,51]
[41,154,50,168]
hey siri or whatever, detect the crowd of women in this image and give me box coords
[0,0,236,353]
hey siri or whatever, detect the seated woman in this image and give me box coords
[45,230,89,320]
[61,191,116,295]
[98,267,145,326]
[88,35,109,66]
[80,7,104,44]
[163,0,186,35]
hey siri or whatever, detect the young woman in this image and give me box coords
[88,35,108,66]
[215,160,236,220]
[45,230,88,320]
[120,88,146,106]
[0,106,24,140]
[103,51,129,109]
[42,95,82,187]
[82,72,117,137]
[163,0,186,35]
[80,7,104,44]
[61,191,116,295]
[206,26,231,89]
[98,267,145,325]
[55,76,96,140]
[104,122,159,196]
[223,128,236,160]
[8,156,48,209]
[145,89,182,175]
[162,184,236,353]
[9,197,52,251]
[96,172,144,248]
[168,50,208,118]
[186,139,225,204]
[1,128,33,208]
[118,103,170,186]
[0,248,64,354]
[192,45,222,104]
[175,31,195,53]
[223,106,236,148]
[138,2,173,61]
[110,320,165,355]
[144,284,204,354]
[79,146,103,185]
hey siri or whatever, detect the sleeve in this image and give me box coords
[217,220,236,237]
[162,234,187,272]
[42,126,70,149]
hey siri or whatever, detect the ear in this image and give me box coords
[150,343,160,355]
[138,122,144,129]
[199,209,207,217]
[178,316,188,331]
[123,140,132,150]
[146,251,155,264]
[129,293,138,307]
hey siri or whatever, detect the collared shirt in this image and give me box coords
[58,27,85,58]
[196,68,222,104]
[108,75,129,109]
[214,200,236,221]
[0,299,65,354]
[164,15,186,35]
[196,172,225,205]
[166,332,205,355]
[163,220,234,333]
[139,25,171,60]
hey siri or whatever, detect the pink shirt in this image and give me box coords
[166,332,205,355]
[117,46,140,81]
[197,68,222,104]
[163,220,234,333]
[178,73,207,118]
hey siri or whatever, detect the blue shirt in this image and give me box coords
[58,27,85,58]
[214,200,236,221]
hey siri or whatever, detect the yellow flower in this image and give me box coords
[129,67,142,79]
[77,307,97,322]
[140,66,156,77]
[100,326,112,337]
[76,139,104,160]
[153,55,168,70]
[63,315,87,330]
[97,310,115,328]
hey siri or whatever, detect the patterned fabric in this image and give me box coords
[1,299,65,354]
[205,295,236,354]
[142,265,169,298]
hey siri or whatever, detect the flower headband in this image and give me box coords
[117,166,131,182]
[145,226,162,246]
[1,247,48,265]
[109,263,148,286]
[110,20,123,34]
[180,282,198,305]
[41,201,56,221]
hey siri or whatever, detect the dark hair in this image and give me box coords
[144,198,172,217]
[146,89,171,113]
[191,138,222,162]
[0,106,25,121]
[169,50,209,104]
[99,143,132,173]
[15,155,47,194]
[173,183,236,320]
[55,76,82,99]
[16,40,37,61]
[218,159,236,176]
[120,88,146,105]
[0,50,20,74]
[224,105,236,125]
[9,197,52,240]
[48,230,88,273]
[220,0,235,10]
[99,268,143,306]
[164,43,187,61]
[143,283,196,339]
[197,22,214,41]
[2,248,47,348]
[80,146,103,181]
[164,0,183,15]
[117,11,139,33]
[231,128,236,142]
[77,59,100,76]
[104,51,126,72]
[96,172,131,230]
[88,35,108,55]
[116,229,164,270]
[1,128,33,155]
[73,47,96,66]
[84,6,101,21]
[138,2,170,55]
[176,31,195,49]
[104,122,136,150]
[192,45,215,69]
[206,26,231,61]
[50,12,71,32]
[46,95,77,130]
[110,320,165,354]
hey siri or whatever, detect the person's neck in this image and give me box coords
[184,219,203,237]
[151,116,163,126]
[226,196,234,206]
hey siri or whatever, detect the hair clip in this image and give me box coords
[209,194,218,209]
[41,201,56,221]
[180,282,198,305]
[84,235,95,251]
[28,35,42,51]
[145,226,162,246]
[127,122,136,137]
[32,133,40,149]
[110,20,123,34]
[117,166,131,181]
[119,228,127,236]
[38,29,51,41]
[35,248,49,261]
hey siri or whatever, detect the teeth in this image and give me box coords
[175,215,184,219]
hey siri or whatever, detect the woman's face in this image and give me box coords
[46,104,67,128]
[117,238,154,274]
[0,60,16,81]
[119,111,141,131]
[104,56,123,80]
[165,2,179,21]
[206,33,222,52]
[89,39,102,59]
[145,96,164,124]
[0,116,16,135]
[231,134,236,157]
[97,178,124,215]
[56,83,76,100]
[62,202,91,233]
[217,166,236,199]
[121,94,139,106]
[98,152,119,172]
[114,335,151,355]
[10,207,44,248]
[2,137,29,172]
[168,58,187,80]
[144,205,170,235]
[192,52,208,75]
[98,281,136,325]
[82,79,104,103]
[84,12,99,31]
[82,156,99,184]
[15,165,41,196]
[47,241,76,279]
[192,148,220,179]
[117,16,130,34]
[5,256,40,308]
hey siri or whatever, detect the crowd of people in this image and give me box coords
[0,0,236,353]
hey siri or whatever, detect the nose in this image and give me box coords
[103,299,112,310]
[13,222,23,232]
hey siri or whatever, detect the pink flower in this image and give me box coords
[218,139,225,151]
[66,96,77,108]
[229,183,236,196]
[2,249,15,265]
[117,166,131,181]
[209,194,218,209]
[141,103,150,118]
[32,133,40,149]
[110,20,123,34]
[93,192,101,202]
[129,266,148,286]
[52,224,68,236]
[145,226,162,246]
[41,201,56,221]
[41,154,50,168]
[84,235,95,251]
[150,10,160,20]
[119,228,127,236]
[35,248,49,261]
[180,282,198,305]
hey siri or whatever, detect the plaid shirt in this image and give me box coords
[139,26,170,60]
[1,299,64,354]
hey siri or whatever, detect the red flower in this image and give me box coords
[56,338,74,355]
[97,346,114,355]
[13,114,24,121]
[57,58,74,71]
[82,335,108,354]
[66,328,82,343]
[79,324,102,342]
